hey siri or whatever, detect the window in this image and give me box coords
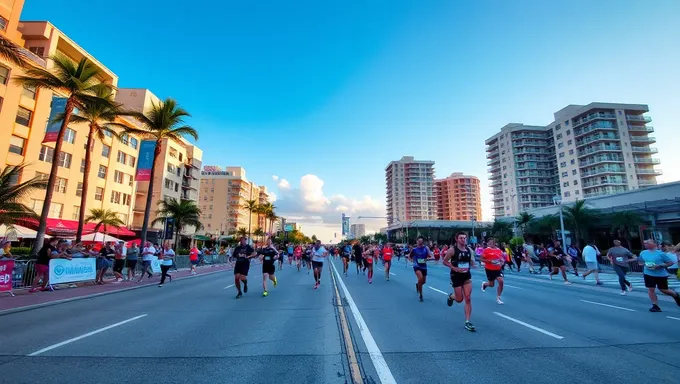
[566,129,571,136]
[502,166,507,170]
[114,170,124,183]
[120,133,129,145]
[110,191,121,204]
[98,165,107,179]
[72,206,80,221]
[562,172,568,177]
[560,162,566,168]
[179,153,183,162]
[558,142,564,149]
[555,124,561,131]
[22,85,37,100]
[503,173,507,179]
[80,159,85,173]
[565,121,569,126]
[38,146,54,162]
[9,135,26,155]
[129,156,136,167]
[165,178,173,189]
[570,159,576,165]
[556,133,563,140]
[559,152,565,158]
[573,180,578,185]
[30,199,44,214]
[563,182,570,187]
[564,191,571,197]
[35,172,48,189]
[57,152,72,168]
[174,183,179,192]
[130,137,138,149]
[569,149,574,155]
[122,193,131,206]
[102,144,111,158]
[55,177,67,193]
[103,130,112,138]
[28,46,44,56]
[76,182,83,197]
[117,151,127,164]
[64,128,76,144]
[95,187,104,201]
[572,169,577,175]
[15,106,32,126]
[169,147,178,158]
[167,164,176,174]
[0,65,9,84]
[119,213,128,225]
[567,140,573,145]
[575,190,580,195]
[48,203,63,218]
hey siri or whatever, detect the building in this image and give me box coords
[487,102,661,218]
[350,224,365,239]
[435,173,482,221]
[0,5,141,227]
[385,156,437,225]
[116,88,203,239]
[198,166,270,236]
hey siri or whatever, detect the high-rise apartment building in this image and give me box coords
[487,102,660,218]
[350,224,365,239]
[199,166,270,236]
[385,156,436,225]
[116,89,203,239]
[435,173,482,221]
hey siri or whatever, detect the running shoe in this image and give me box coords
[673,292,680,307]
[620,291,627,296]
[158,284,163,287]
[419,294,423,302]
[564,281,572,285]
[236,292,243,299]
[368,279,372,284]
[649,304,661,312]
[481,281,486,293]
[244,281,248,293]
[447,294,454,307]
[627,284,633,292]
[496,298,504,305]
[465,321,476,332]
[596,281,603,286]
[263,291,268,297]
[314,282,319,289]
[273,276,278,287]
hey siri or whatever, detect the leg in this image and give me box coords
[160,265,168,284]
[462,281,472,321]
[262,273,268,291]
[560,265,569,281]
[235,273,242,292]
[647,287,658,306]
[415,270,424,296]
[496,276,504,299]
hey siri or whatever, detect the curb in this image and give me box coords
[0,267,231,317]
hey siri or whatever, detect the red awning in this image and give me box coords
[21,218,136,238]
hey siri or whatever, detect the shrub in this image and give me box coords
[509,237,524,247]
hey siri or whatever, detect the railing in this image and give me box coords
[633,157,660,164]
[573,122,617,137]
[626,115,652,123]
[634,168,662,175]
[628,125,654,132]
[581,167,626,177]
[572,113,617,127]
[578,145,622,156]
[629,136,656,143]
[576,134,620,147]
[631,147,658,153]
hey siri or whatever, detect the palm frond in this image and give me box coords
[0,35,26,67]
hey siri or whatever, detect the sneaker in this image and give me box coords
[273,277,278,287]
[243,281,248,293]
[582,275,586,280]
[465,321,476,332]
[314,282,319,289]
[236,292,242,299]
[496,298,504,305]
[649,305,661,312]
[673,292,680,307]
[564,281,572,285]
[481,282,486,293]
[596,281,603,286]
[627,284,633,292]
[447,294,454,307]
[620,291,627,296]
[158,284,163,287]
[419,294,423,302]
[368,279,372,284]
[263,291,268,297]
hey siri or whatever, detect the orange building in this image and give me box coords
[435,173,481,221]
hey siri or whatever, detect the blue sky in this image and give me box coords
[22,0,680,241]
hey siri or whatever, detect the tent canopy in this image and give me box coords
[81,232,123,243]
[0,224,50,240]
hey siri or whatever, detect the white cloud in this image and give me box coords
[272,175,279,181]
[268,192,278,202]
[278,178,291,190]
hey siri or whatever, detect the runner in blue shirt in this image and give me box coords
[409,236,434,302]
[638,239,680,312]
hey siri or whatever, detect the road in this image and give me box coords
[1,257,679,384]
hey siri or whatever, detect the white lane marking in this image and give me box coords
[28,314,148,356]
[493,312,564,340]
[478,280,525,290]
[377,268,396,276]
[331,261,396,384]
[580,300,636,312]
[667,316,680,321]
[428,286,448,295]
[223,284,235,289]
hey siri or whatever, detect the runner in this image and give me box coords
[638,239,680,312]
[443,232,476,332]
[294,244,302,272]
[364,244,375,284]
[581,239,602,285]
[287,243,294,266]
[522,239,537,274]
[353,241,364,275]
[342,242,351,276]
[480,238,505,304]
[567,244,580,276]
[548,240,572,285]
[312,240,328,289]
[260,238,279,297]
[410,236,433,302]
[433,245,441,265]
[382,242,394,281]
[232,236,257,299]
[607,240,636,295]
[189,244,199,275]
[661,241,678,279]
[138,241,155,282]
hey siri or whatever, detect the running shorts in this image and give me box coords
[312,261,323,270]
[113,259,125,273]
[643,274,668,290]
[485,268,502,281]
[262,262,275,275]
[413,267,427,277]
[552,258,564,267]
[190,259,199,265]
[126,260,138,271]
[585,261,598,270]
[234,261,250,276]
[450,272,472,288]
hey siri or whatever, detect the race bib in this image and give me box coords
[264,256,271,261]
[615,257,624,262]
[491,260,502,265]
[417,258,426,264]
[458,262,469,269]
[645,262,657,268]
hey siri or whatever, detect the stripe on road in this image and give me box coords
[667,316,680,321]
[478,280,525,290]
[223,284,235,289]
[28,314,148,356]
[580,300,636,312]
[493,312,564,339]
[377,268,396,276]
[330,261,397,384]
[428,286,448,295]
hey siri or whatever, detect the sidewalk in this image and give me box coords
[0,264,233,315]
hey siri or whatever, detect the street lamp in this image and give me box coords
[553,195,567,249]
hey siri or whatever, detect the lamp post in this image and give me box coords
[553,195,567,249]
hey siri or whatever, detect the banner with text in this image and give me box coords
[342,214,350,236]
[43,96,68,143]
[135,140,156,181]
[150,256,161,273]
[0,260,13,292]
[49,258,96,285]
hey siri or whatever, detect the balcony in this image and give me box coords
[579,155,624,166]
[581,166,626,177]
[489,173,501,180]
[512,132,546,140]
[512,140,545,147]
[626,115,652,123]
[628,125,654,133]
[572,112,617,128]
[578,144,622,157]
[633,157,660,165]
[631,147,658,154]
[573,122,618,138]
[635,168,662,176]
[513,147,547,155]
[515,164,553,171]
[487,158,500,166]
[181,180,198,190]
[582,178,627,189]
[489,180,501,187]
[516,180,554,186]
[576,133,620,148]
[638,179,658,186]
[629,136,656,144]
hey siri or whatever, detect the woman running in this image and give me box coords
[260,238,279,297]
[364,245,375,284]
[382,243,394,281]
[341,242,351,276]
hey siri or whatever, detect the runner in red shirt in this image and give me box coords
[480,238,505,305]
[433,246,441,264]
[189,245,199,275]
[293,245,302,272]
[382,243,394,281]
[364,245,375,284]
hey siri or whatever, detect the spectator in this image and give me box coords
[661,241,678,279]
[96,242,115,284]
[567,244,580,276]
[0,240,13,260]
[158,243,175,287]
[113,243,126,282]
[126,243,139,281]
[30,238,70,292]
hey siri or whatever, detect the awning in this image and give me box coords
[19,218,136,237]
[0,224,51,240]
[81,232,123,243]
[193,235,211,241]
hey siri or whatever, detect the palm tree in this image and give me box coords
[562,199,597,247]
[151,197,202,249]
[236,227,248,238]
[0,164,47,227]
[266,209,278,237]
[53,85,127,243]
[529,214,561,241]
[85,208,124,241]
[258,202,275,234]
[610,210,644,249]
[490,219,513,243]
[516,212,535,234]
[243,199,259,238]
[123,98,198,245]
[253,227,265,244]
[15,54,111,256]
[0,35,26,67]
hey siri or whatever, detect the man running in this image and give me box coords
[480,238,505,304]
[287,243,294,266]
[303,244,313,273]
[232,237,257,299]
[638,239,680,312]
[581,239,602,285]
[293,244,302,271]
[260,238,279,297]
[522,239,537,274]
[410,236,433,302]
[548,240,572,285]
[353,242,364,275]
[312,240,328,289]
[607,240,636,294]
[382,243,394,281]
[342,242,352,276]
[443,232,476,332]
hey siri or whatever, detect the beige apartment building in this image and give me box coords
[199,166,269,236]
[385,156,437,225]
[435,173,481,221]
[0,2,141,227]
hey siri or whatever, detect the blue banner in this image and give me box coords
[43,96,68,143]
[342,214,350,236]
[136,140,156,181]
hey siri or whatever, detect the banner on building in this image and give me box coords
[48,258,96,285]
[164,217,175,240]
[0,260,13,292]
[43,96,68,143]
[342,214,350,236]
[135,140,156,181]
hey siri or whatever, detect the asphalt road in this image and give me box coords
[2,257,679,384]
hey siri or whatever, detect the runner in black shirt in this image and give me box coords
[443,232,476,332]
[549,240,572,285]
[232,237,257,298]
[259,238,279,297]
[353,243,363,275]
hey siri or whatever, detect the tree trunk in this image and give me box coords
[248,212,252,238]
[174,225,180,251]
[140,139,161,246]
[31,99,75,257]
[76,124,96,243]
